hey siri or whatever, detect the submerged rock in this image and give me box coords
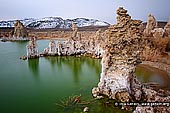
[83,107,89,112]
[20,55,27,60]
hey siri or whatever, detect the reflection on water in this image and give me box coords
[42,55,170,90]
[44,56,101,83]
[14,41,28,48]
[63,57,83,83]
[1,40,170,113]
[28,58,39,76]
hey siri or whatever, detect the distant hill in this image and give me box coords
[0,17,110,29]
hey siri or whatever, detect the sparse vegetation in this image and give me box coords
[141,37,170,62]
[55,95,90,112]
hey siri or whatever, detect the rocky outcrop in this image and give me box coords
[40,23,105,58]
[93,29,105,58]
[164,17,170,37]
[92,7,143,100]
[133,87,170,113]
[26,37,39,58]
[143,14,157,37]
[58,39,85,56]
[151,28,165,38]
[22,6,170,112]
[133,105,170,113]
[92,7,170,113]
[71,22,78,39]
[141,17,170,61]
[1,20,29,41]
[41,38,86,56]
[42,40,57,55]
[133,106,154,113]
[13,20,28,38]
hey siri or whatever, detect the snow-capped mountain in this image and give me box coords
[0,17,110,29]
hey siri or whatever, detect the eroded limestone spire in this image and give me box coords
[71,22,78,39]
[143,14,157,36]
[13,20,28,38]
[92,7,170,113]
[93,7,143,101]
[26,37,39,58]
[164,17,170,37]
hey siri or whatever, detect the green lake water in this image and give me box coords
[0,40,169,113]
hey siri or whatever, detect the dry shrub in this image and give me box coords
[164,38,170,52]
[142,47,162,62]
[152,37,170,52]
[141,36,170,62]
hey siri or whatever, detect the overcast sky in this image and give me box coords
[0,0,170,24]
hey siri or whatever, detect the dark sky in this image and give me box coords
[0,0,170,24]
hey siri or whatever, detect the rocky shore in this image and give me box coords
[91,7,170,113]
[26,22,105,59]
[19,7,170,113]
[1,37,29,42]
[1,20,29,41]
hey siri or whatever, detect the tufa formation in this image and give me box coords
[39,23,105,58]
[92,7,170,113]
[23,6,170,113]
[42,40,57,56]
[13,20,28,38]
[143,14,157,37]
[92,6,143,101]
[71,22,78,39]
[26,37,39,59]
[164,17,170,37]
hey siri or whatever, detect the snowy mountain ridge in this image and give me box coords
[0,17,110,29]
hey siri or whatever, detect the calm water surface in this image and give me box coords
[0,40,127,113]
[0,40,169,113]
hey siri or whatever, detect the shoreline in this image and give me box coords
[0,37,68,42]
[136,63,170,90]
[1,36,170,78]
[142,61,170,76]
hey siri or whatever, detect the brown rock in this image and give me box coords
[151,28,165,38]
[133,106,154,113]
[71,22,78,39]
[13,20,28,38]
[93,7,143,101]
[115,91,130,102]
[92,7,170,113]
[164,17,170,37]
[143,14,157,37]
